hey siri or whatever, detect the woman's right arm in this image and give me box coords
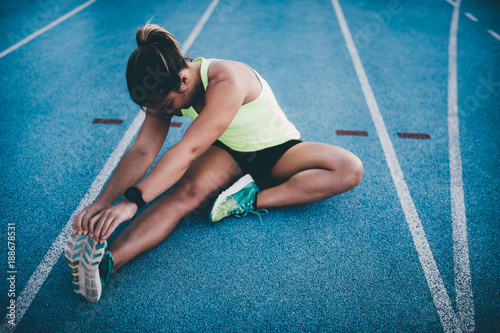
[72,112,171,235]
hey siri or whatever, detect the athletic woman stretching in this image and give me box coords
[64,23,363,302]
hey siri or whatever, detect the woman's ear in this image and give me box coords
[177,72,189,93]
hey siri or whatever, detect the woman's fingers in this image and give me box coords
[88,212,104,239]
[93,212,110,244]
[80,207,100,236]
[82,211,91,236]
[73,210,88,235]
[99,218,118,244]
[71,201,110,236]
[73,201,135,243]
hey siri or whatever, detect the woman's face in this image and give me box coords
[143,71,194,118]
[143,91,185,117]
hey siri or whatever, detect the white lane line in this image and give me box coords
[0,0,220,330]
[446,0,457,8]
[448,0,475,332]
[0,111,145,333]
[464,12,478,22]
[181,0,220,54]
[181,0,219,57]
[0,0,98,59]
[487,29,500,41]
[330,0,462,332]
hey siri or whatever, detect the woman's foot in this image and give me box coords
[209,174,267,222]
[64,233,114,303]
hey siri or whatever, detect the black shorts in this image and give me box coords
[212,139,303,187]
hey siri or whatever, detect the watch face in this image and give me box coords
[125,187,145,208]
[126,187,139,197]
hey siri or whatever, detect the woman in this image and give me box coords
[65,23,363,302]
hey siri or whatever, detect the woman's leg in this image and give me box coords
[108,146,243,272]
[256,142,363,209]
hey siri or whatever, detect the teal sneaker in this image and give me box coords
[209,174,268,222]
[64,233,114,303]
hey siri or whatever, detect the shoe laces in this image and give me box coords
[231,203,268,222]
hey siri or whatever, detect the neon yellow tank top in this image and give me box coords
[181,58,301,152]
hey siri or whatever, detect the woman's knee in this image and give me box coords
[172,172,227,208]
[172,176,207,204]
[325,149,363,191]
[338,152,363,190]
[348,155,363,187]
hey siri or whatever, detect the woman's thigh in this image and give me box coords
[269,142,363,183]
[115,146,244,236]
[161,145,244,211]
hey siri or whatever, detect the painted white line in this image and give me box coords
[330,0,462,332]
[0,111,145,333]
[0,0,98,59]
[181,0,220,54]
[448,1,475,332]
[445,0,457,8]
[0,0,220,330]
[464,12,478,22]
[487,29,500,41]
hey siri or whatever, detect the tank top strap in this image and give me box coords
[181,57,212,119]
[192,57,214,90]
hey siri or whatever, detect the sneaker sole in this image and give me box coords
[210,174,254,222]
[64,233,106,303]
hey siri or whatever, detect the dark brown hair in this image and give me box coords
[126,23,188,107]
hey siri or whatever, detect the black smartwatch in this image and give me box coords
[124,187,146,209]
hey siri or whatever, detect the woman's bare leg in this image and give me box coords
[108,146,243,272]
[256,142,363,209]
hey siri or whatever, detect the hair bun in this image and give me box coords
[135,23,181,51]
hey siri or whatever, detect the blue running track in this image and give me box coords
[0,0,499,332]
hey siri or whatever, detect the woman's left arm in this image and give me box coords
[92,64,246,243]
[136,68,246,203]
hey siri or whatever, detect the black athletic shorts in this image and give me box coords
[212,139,303,187]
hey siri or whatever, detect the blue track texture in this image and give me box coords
[0,0,499,332]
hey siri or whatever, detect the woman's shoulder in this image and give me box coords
[206,59,256,82]
[204,59,262,104]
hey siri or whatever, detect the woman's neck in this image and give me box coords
[187,61,205,111]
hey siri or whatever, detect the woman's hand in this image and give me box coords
[73,200,111,236]
[89,200,138,244]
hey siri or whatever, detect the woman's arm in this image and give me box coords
[136,63,246,203]
[96,113,171,204]
[72,113,171,236]
[90,62,249,243]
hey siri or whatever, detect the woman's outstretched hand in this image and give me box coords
[88,200,138,244]
[73,200,110,237]
[72,199,138,244]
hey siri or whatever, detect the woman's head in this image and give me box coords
[126,23,188,110]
